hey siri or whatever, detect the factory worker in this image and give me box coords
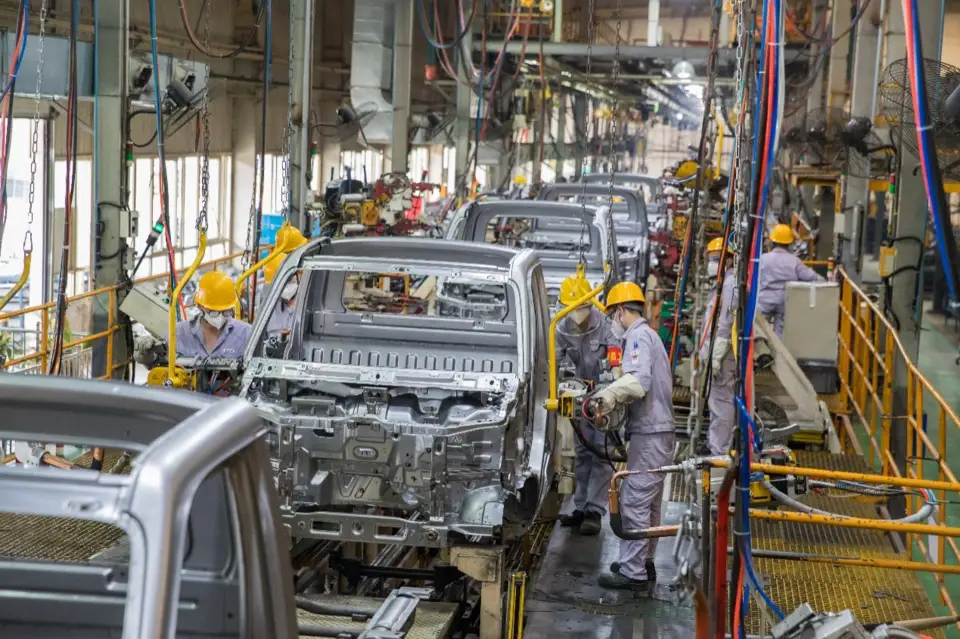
[594,281,675,591]
[262,253,300,338]
[758,224,823,336]
[174,270,251,358]
[700,237,738,456]
[555,275,619,536]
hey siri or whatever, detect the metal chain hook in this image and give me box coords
[576,0,597,268]
[197,0,212,232]
[25,0,49,255]
[607,0,623,211]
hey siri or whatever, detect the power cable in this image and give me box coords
[177,0,266,60]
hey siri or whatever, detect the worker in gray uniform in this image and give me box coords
[174,270,252,358]
[262,253,300,338]
[555,275,619,536]
[700,237,739,456]
[758,224,823,336]
[594,281,675,591]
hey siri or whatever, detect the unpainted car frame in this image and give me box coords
[242,237,557,550]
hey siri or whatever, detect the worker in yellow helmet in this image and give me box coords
[261,252,301,338]
[758,224,823,336]
[175,271,251,358]
[555,275,618,536]
[594,280,674,592]
[700,237,738,456]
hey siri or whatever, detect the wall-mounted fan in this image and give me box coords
[879,58,960,180]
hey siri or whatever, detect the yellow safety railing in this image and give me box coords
[0,249,251,380]
[835,267,960,627]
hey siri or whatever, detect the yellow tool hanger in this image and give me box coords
[234,222,303,320]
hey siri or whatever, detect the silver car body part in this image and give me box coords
[242,238,557,549]
[0,375,297,639]
[536,182,650,286]
[443,199,618,299]
[580,172,663,202]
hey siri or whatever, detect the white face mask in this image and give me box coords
[706,260,720,277]
[569,306,590,325]
[609,309,626,340]
[281,281,299,302]
[203,310,228,330]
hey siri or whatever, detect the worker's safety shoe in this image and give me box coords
[597,572,650,591]
[610,559,656,581]
[579,511,602,536]
[559,509,585,527]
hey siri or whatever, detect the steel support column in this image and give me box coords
[288,0,315,233]
[390,0,414,174]
[842,0,886,266]
[572,94,586,180]
[454,28,474,195]
[825,0,853,113]
[647,0,660,46]
[92,0,130,380]
[886,0,943,514]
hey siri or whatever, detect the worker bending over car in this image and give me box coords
[594,281,675,591]
[700,238,738,456]
[758,224,823,336]
[555,275,619,536]
[261,253,301,338]
[174,271,252,358]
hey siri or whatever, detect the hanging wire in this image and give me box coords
[177,0,266,60]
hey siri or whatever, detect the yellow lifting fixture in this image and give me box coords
[234,222,306,319]
[546,264,608,414]
[147,230,208,390]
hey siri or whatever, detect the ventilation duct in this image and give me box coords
[350,0,396,145]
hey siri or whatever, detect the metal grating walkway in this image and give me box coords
[745,451,943,636]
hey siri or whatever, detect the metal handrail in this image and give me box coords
[0,248,254,376]
[836,267,960,627]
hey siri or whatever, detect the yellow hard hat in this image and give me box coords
[195,270,239,312]
[606,281,645,307]
[276,224,307,252]
[674,160,699,181]
[513,174,528,186]
[263,252,286,284]
[769,223,795,245]
[706,237,734,255]
[559,274,592,307]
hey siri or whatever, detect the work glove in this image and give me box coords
[593,374,647,415]
[711,337,730,378]
[133,335,167,367]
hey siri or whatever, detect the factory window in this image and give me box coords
[125,154,231,278]
[340,149,383,183]
[408,147,429,180]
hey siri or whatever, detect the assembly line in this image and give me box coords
[2,0,960,638]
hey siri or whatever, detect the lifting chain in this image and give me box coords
[732,0,750,255]
[606,0,623,210]
[576,0,597,268]
[279,0,295,218]
[197,0,212,233]
[26,0,49,257]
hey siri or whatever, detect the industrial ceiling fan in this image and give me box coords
[879,58,960,180]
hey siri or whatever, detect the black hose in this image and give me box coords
[296,626,361,638]
[571,413,627,463]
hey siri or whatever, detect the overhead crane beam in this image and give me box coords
[92,0,130,381]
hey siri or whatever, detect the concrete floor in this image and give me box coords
[523,498,695,639]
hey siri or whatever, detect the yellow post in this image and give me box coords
[0,253,31,312]
[167,232,208,380]
[881,329,895,475]
[938,409,947,589]
[40,304,49,374]
[106,288,115,380]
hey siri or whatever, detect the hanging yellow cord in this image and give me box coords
[0,252,31,312]
[167,231,208,381]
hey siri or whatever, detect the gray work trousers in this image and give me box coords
[573,422,614,515]
[708,353,738,456]
[617,430,675,581]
